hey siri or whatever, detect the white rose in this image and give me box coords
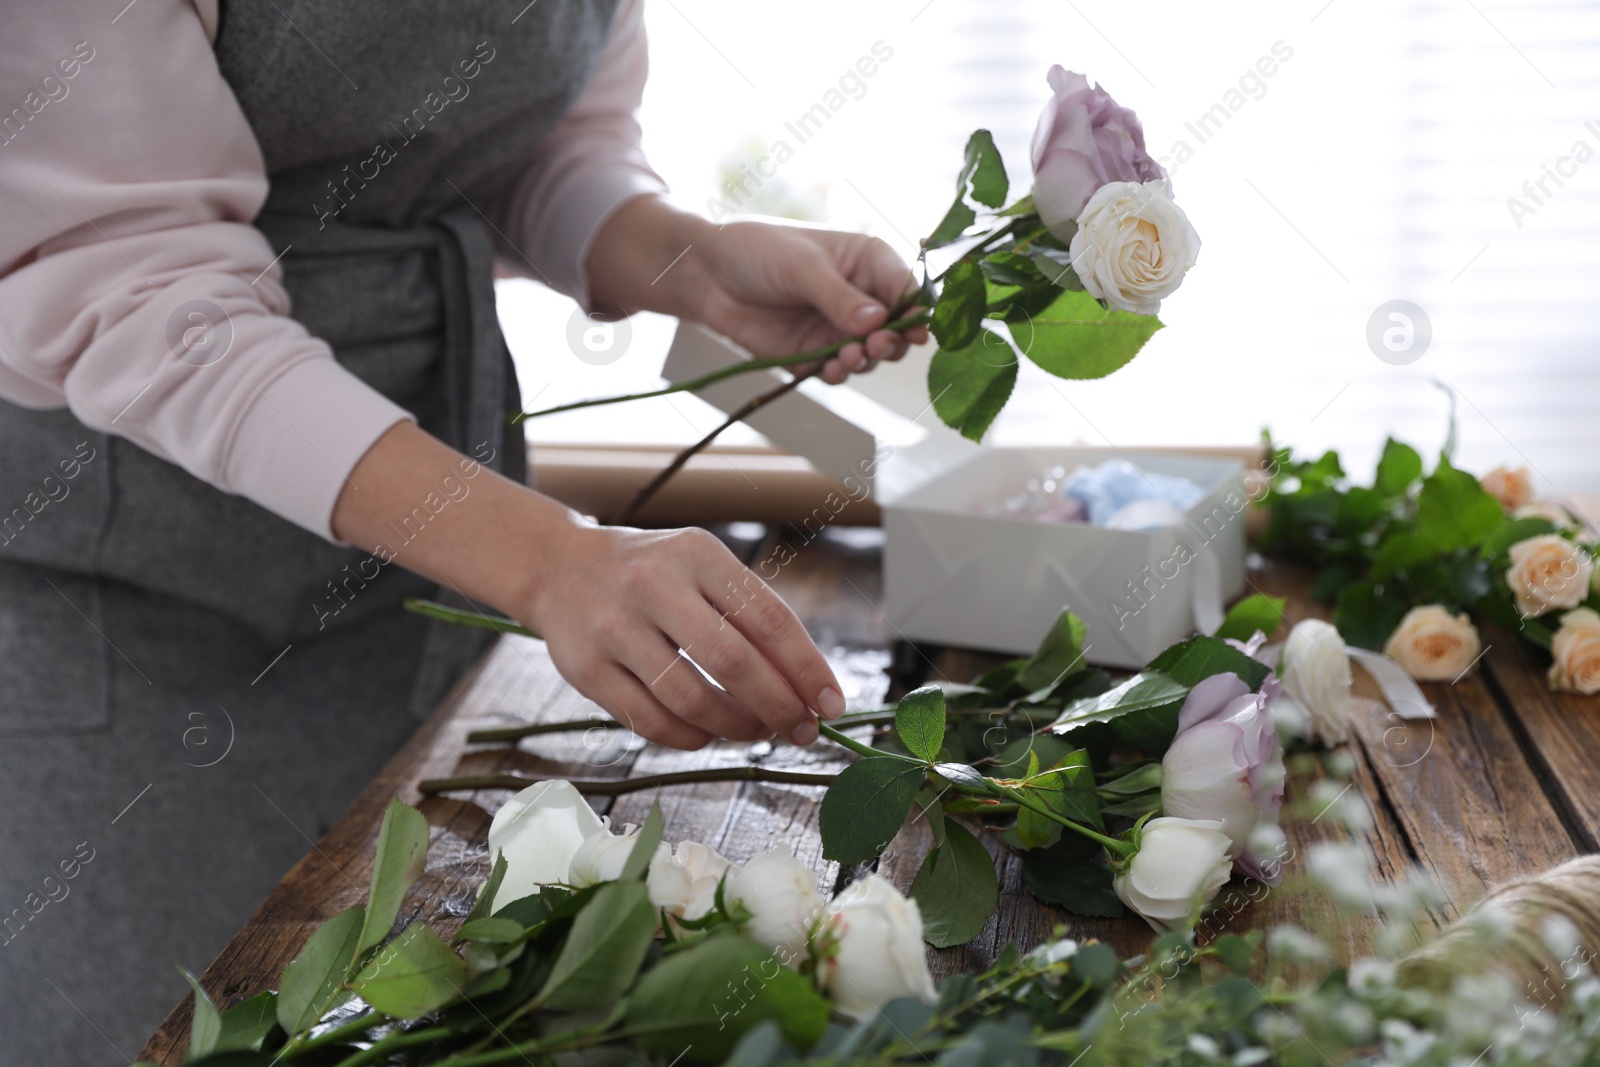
[1507,534,1594,617]
[816,875,937,1019]
[1112,817,1233,932]
[567,820,667,888]
[1549,608,1600,695]
[725,844,825,966]
[1068,179,1200,315]
[1383,605,1482,683]
[1278,619,1352,746]
[485,780,604,910]
[647,840,733,922]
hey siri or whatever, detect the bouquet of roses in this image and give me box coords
[524,67,1199,518]
[1261,427,1600,693]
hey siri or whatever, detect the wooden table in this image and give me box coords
[140,523,1600,1063]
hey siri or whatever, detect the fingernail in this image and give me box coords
[851,303,884,330]
[791,719,819,746]
[818,687,845,719]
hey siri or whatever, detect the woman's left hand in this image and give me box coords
[585,197,930,384]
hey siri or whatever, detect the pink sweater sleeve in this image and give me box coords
[492,0,669,307]
[0,0,415,541]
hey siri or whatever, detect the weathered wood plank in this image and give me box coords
[1247,559,1579,916]
[1481,623,1600,850]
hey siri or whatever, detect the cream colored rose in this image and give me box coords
[1507,534,1594,617]
[1068,180,1200,315]
[1278,619,1352,746]
[1548,609,1600,694]
[1383,606,1482,682]
[1513,501,1573,528]
[1480,466,1533,511]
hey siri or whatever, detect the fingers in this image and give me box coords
[790,248,889,339]
[588,665,718,751]
[699,567,845,734]
[658,599,820,746]
[618,628,774,743]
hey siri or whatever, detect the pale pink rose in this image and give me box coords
[1507,534,1594,617]
[1030,66,1166,242]
[1480,466,1533,511]
[1549,609,1600,694]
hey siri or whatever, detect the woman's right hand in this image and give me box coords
[523,522,846,750]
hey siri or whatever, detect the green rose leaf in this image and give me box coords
[931,259,987,352]
[467,852,508,926]
[1146,634,1271,690]
[1374,437,1423,495]
[360,798,430,952]
[1050,671,1188,735]
[925,198,977,250]
[1333,581,1411,651]
[456,917,525,944]
[1021,839,1124,918]
[819,756,926,864]
[1030,248,1085,290]
[980,251,1046,288]
[895,685,946,763]
[178,967,223,1062]
[625,934,831,1062]
[960,129,1009,208]
[216,992,279,1054]
[276,904,366,1035]
[536,879,657,1012]
[350,923,466,1019]
[923,131,1009,248]
[1008,289,1162,380]
[1017,611,1090,695]
[1213,594,1285,643]
[1483,516,1559,559]
[1416,455,1504,552]
[909,819,999,947]
[928,339,1019,443]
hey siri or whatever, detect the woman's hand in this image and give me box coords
[585,196,930,384]
[332,423,847,750]
[525,522,846,750]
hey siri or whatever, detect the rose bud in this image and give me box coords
[1112,817,1234,932]
[1278,619,1353,746]
[1480,465,1533,511]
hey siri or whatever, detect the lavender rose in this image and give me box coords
[1030,66,1167,242]
[1160,673,1287,884]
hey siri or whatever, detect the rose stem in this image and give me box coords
[466,704,1047,744]
[512,309,931,423]
[404,598,539,639]
[614,367,818,525]
[416,766,839,796]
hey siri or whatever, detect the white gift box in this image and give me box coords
[662,324,1248,668]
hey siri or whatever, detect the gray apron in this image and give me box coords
[0,2,620,1061]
